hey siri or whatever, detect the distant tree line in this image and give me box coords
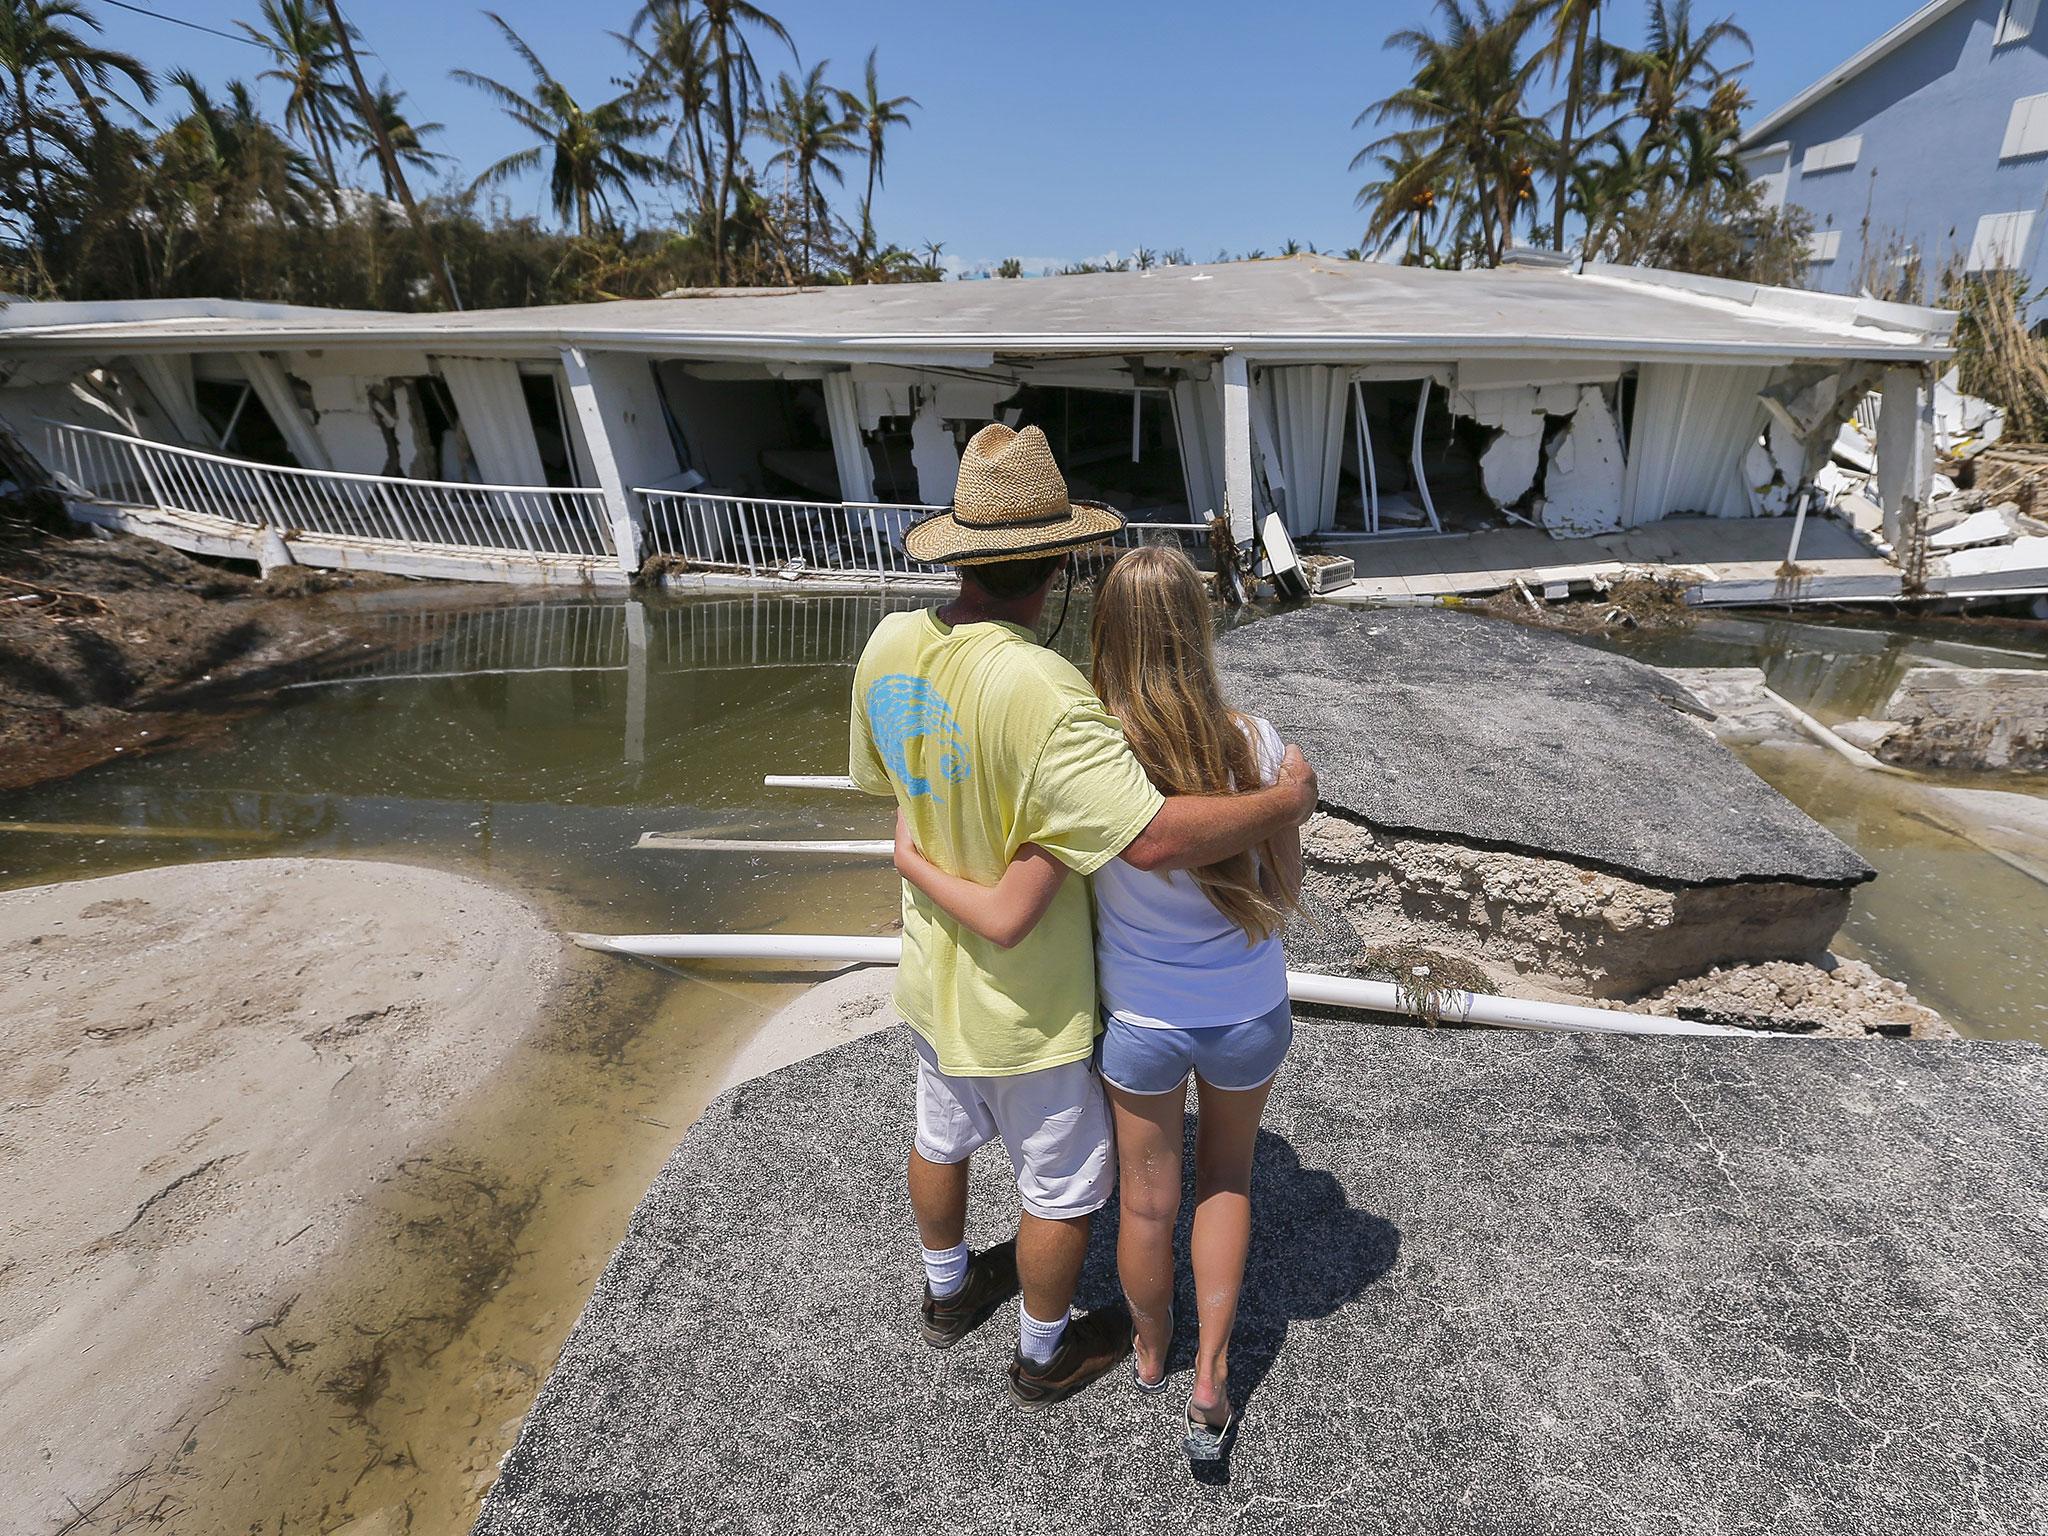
[0,0,939,308]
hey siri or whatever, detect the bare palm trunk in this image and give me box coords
[16,68,49,235]
[860,149,877,267]
[1551,19,1587,250]
[321,0,460,308]
[713,51,737,284]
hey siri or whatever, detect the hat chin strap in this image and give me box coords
[1038,560,1075,648]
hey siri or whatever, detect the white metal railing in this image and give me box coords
[42,420,617,562]
[638,487,1209,579]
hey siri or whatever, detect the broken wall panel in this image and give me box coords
[1535,386,1627,536]
[1622,363,1773,524]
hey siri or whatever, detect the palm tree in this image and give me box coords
[757,58,856,277]
[621,1,716,216]
[1355,0,1546,267]
[157,70,317,225]
[995,256,1022,279]
[237,0,351,190]
[918,237,943,277]
[686,0,793,282]
[1569,125,1668,260]
[837,47,915,268]
[454,13,662,238]
[1524,0,1608,250]
[0,0,154,227]
[1610,0,1751,148]
[349,78,447,197]
[1354,129,1456,263]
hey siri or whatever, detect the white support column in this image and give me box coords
[822,370,876,503]
[1219,352,1255,543]
[559,345,641,575]
[1875,363,1935,552]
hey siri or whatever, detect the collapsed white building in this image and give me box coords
[0,255,1955,587]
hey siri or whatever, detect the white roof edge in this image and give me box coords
[1740,0,1965,148]
[1579,261,1957,345]
[0,321,1954,363]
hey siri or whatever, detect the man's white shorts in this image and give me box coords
[911,1035,1115,1221]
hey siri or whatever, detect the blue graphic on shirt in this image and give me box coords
[867,674,972,801]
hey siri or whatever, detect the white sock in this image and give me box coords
[1018,1305,1069,1365]
[922,1242,969,1298]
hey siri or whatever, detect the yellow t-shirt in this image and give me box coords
[850,609,1165,1077]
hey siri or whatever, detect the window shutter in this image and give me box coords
[2001,93,2048,158]
[1998,0,2041,46]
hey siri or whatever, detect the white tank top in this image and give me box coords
[1092,715,1289,1029]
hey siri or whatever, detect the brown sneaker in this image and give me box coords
[919,1240,1019,1349]
[1006,1305,1132,1409]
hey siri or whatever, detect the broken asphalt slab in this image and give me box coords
[476,1022,2047,1536]
[1214,604,1872,886]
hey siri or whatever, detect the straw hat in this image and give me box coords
[902,423,1125,566]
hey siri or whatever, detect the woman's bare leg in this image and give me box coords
[1106,1080,1186,1387]
[1187,1074,1274,1427]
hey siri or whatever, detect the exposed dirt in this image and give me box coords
[1300,811,1854,1001]
[0,519,408,790]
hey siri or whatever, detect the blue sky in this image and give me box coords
[97,0,1927,271]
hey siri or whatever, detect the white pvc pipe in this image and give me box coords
[569,932,1767,1039]
[1759,686,1913,776]
[765,774,858,790]
[635,835,891,855]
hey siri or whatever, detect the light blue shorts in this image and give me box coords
[1096,999,1294,1096]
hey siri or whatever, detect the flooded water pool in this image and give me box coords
[1598,611,2048,1043]
[1,589,2042,1532]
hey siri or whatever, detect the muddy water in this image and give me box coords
[0,590,945,1535]
[1600,611,2048,1042]
[1,592,2043,1531]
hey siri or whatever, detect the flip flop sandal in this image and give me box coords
[1130,1306,1173,1394]
[1184,1407,1235,1463]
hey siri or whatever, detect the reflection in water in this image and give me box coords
[0,591,2044,1530]
[1600,612,2048,1043]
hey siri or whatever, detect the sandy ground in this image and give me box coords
[0,858,563,1532]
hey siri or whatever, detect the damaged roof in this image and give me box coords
[1213,605,1875,888]
[0,256,1955,365]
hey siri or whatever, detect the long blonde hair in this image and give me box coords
[1091,546,1299,943]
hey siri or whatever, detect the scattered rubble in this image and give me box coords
[1855,665,2048,773]
[1620,957,1956,1039]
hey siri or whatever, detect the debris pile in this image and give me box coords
[1840,665,2048,773]
[1619,957,1956,1040]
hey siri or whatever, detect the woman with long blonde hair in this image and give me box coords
[893,545,1300,1461]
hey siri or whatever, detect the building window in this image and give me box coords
[2001,92,2048,157]
[1998,0,2040,46]
[1966,209,2037,271]
[1806,229,1843,264]
[1800,134,1863,174]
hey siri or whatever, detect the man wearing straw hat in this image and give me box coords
[850,422,1318,1407]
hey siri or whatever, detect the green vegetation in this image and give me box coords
[0,0,932,305]
[1352,0,1812,282]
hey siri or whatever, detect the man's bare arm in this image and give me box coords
[1121,745,1318,872]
